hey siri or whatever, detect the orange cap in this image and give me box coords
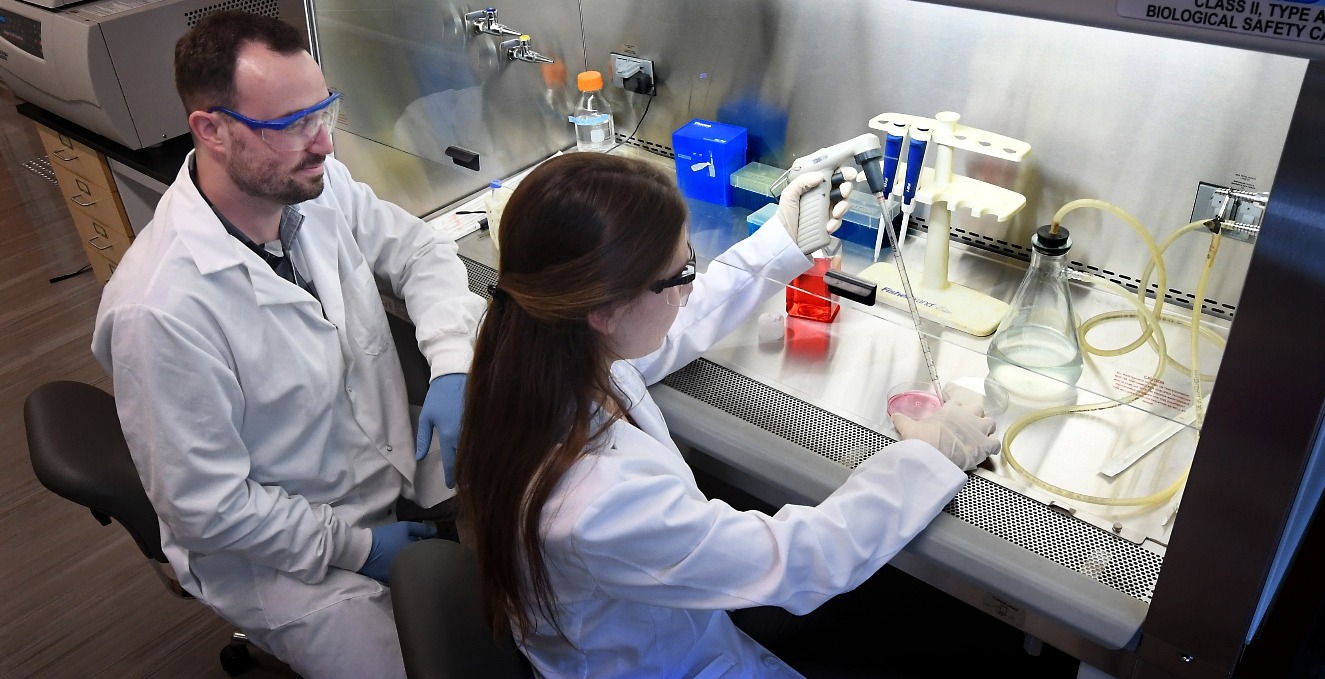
[577,70,603,91]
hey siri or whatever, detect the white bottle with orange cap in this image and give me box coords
[570,70,615,152]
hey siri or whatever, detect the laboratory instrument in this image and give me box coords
[0,0,308,149]
[898,126,930,249]
[778,134,883,323]
[872,122,907,262]
[986,223,1083,400]
[570,71,615,152]
[996,199,1227,509]
[859,111,1031,336]
[779,130,945,395]
[871,142,944,407]
[782,133,886,254]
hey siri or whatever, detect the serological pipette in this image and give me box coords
[875,127,943,402]
[872,122,907,262]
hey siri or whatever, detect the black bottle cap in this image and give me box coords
[1033,224,1071,255]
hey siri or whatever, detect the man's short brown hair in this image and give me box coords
[174,10,307,114]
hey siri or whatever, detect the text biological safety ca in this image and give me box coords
[1119,0,1325,45]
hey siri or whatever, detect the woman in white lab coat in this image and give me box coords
[454,153,999,678]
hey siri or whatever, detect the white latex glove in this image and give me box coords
[891,391,1000,472]
[775,166,857,254]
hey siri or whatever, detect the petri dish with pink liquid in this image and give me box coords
[886,381,943,420]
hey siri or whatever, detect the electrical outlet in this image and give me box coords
[610,53,656,96]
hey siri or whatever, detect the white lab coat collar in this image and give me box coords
[167,151,336,316]
[609,361,678,456]
[296,201,345,325]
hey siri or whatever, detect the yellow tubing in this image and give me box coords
[998,203,1224,506]
[1052,200,1167,355]
[1189,234,1221,428]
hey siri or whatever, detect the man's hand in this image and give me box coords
[415,373,467,487]
[358,522,436,583]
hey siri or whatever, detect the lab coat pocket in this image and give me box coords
[257,566,385,629]
[693,657,738,679]
[344,261,391,356]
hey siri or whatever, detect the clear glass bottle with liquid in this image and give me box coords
[987,224,1083,400]
[571,71,615,152]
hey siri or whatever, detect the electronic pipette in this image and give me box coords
[875,127,943,401]
[872,122,907,262]
[899,127,930,245]
[784,133,886,254]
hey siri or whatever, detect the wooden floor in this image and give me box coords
[0,85,293,678]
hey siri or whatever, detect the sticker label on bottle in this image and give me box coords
[568,114,611,125]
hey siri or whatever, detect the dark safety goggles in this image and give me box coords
[649,243,696,307]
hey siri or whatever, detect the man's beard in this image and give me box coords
[227,134,327,205]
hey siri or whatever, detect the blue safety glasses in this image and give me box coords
[649,243,696,307]
[209,91,342,151]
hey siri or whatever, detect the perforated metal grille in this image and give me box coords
[461,254,498,298]
[24,156,56,184]
[186,0,281,25]
[662,359,892,469]
[948,475,1162,602]
[665,357,1163,603]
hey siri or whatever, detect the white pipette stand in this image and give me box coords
[858,111,1031,336]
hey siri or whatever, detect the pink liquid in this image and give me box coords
[887,390,942,420]
[786,257,839,323]
[786,316,831,358]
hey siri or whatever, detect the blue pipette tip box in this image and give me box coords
[730,161,784,212]
[673,119,748,207]
[746,203,779,235]
[834,191,893,249]
[746,191,901,247]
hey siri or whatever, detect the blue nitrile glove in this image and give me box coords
[414,373,467,486]
[358,521,437,583]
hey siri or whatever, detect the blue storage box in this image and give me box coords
[673,119,748,206]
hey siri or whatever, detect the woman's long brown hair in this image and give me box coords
[455,153,688,642]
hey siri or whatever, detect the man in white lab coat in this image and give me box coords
[90,11,485,678]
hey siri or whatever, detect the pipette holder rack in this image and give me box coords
[859,111,1030,336]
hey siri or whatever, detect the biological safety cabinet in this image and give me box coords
[317,1,1324,676]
